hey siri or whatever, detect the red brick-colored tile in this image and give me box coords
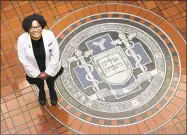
[5,51,18,62]
[1,38,12,49]
[6,98,20,111]
[99,126,109,134]
[79,122,91,134]
[163,120,174,129]
[23,92,37,104]
[12,113,25,126]
[70,119,82,131]
[18,129,31,134]
[29,106,43,119]
[166,6,180,16]
[175,18,186,28]
[131,6,141,16]
[115,4,124,12]
[1,120,8,133]
[145,118,158,130]
[56,4,69,15]
[137,122,149,134]
[165,125,180,134]
[106,4,115,12]
[91,5,100,14]
[119,126,129,134]
[128,124,140,134]
[110,127,119,134]
[71,1,84,9]
[5,118,14,129]
[98,4,107,13]
[176,122,186,134]
[5,9,17,18]
[82,7,92,17]
[35,1,48,8]
[166,102,180,114]
[175,89,186,100]
[89,125,100,134]
[144,1,157,9]
[20,3,32,13]
[35,121,49,134]
[122,5,132,13]
[1,70,8,81]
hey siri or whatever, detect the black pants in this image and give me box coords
[26,67,63,97]
[35,77,55,93]
[26,75,56,98]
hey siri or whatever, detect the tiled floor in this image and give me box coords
[1,1,186,134]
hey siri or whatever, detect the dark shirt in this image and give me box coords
[31,36,46,72]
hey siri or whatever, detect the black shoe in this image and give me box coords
[50,90,57,106]
[39,91,46,106]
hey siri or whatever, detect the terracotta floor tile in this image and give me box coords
[1,103,8,113]
[47,119,56,131]
[166,102,180,114]
[115,4,124,12]
[57,126,69,134]
[128,124,140,134]
[1,38,12,49]
[35,1,48,8]
[175,18,186,28]
[17,79,30,90]
[165,125,180,134]
[110,127,119,134]
[29,126,37,134]
[61,130,73,134]
[29,106,43,119]
[35,121,50,134]
[163,120,175,129]
[5,9,17,18]
[176,122,186,134]
[89,125,100,134]
[18,128,31,134]
[56,4,69,15]
[175,89,186,100]
[99,126,109,134]
[131,6,141,15]
[1,120,8,133]
[145,118,158,130]
[166,6,180,17]
[9,108,22,117]
[5,51,18,62]
[6,98,20,111]
[16,123,28,133]
[137,122,149,134]
[20,3,32,13]
[12,113,25,127]
[71,1,84,9]
[9,128,17,134]
[144,1,157,9]
[23,92,37,105]
[70,119,82,131]
[5,118,14,129]
[78,122,91,133]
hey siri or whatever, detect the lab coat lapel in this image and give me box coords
[42,30,50,65]
[26,33,39,68]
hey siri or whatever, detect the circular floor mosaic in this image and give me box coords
[46,3,186,134]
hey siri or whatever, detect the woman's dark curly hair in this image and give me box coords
[22,13,47,32]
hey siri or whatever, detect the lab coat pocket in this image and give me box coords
[25,48,34,58]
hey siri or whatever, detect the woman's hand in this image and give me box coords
[39,72,49,80]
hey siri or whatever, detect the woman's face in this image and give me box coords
[29,20,42,40]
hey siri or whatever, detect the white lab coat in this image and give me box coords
[17,29,61,78]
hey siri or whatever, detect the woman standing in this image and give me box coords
[17,14,63,106]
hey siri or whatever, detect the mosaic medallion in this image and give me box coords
[46,3,185,134]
